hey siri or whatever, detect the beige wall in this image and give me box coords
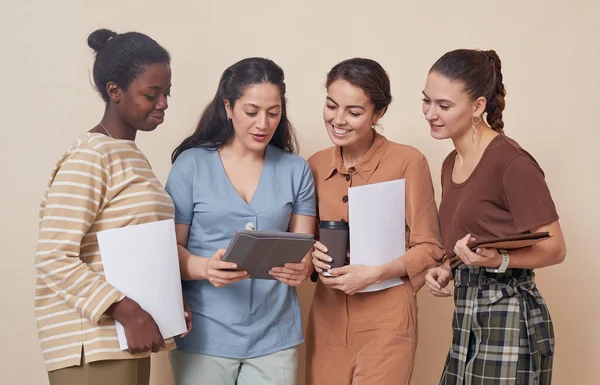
[1,0,599,384]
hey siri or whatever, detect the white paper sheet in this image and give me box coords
[348,179,406,293]
[96,219,186,350]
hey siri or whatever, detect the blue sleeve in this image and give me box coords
[292,161,317,216]
[165,155,195,225]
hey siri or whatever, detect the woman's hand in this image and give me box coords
[269,253,313,286]
[311,241,332,274]
[319,264,378,295]
[202,249,249,287]
[454,234,501,268]
[425,265,453,297]
[106,297,165,354]
[180,296,192,337]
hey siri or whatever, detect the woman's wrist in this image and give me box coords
[479,248,503,268]
[197,257,210,280]
[370,265,385,285]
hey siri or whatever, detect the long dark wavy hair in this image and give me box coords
[171,57,298,163]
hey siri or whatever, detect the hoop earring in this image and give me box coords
[471,115,482,143]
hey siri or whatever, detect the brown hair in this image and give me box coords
[430,49,506,133]
[326,58,392,114]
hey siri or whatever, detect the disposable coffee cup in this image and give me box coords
[318,221,349,276]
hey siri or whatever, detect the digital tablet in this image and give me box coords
[222,230,315,280]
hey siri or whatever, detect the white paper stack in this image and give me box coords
[348,179,406,293]
[97,219,186,350]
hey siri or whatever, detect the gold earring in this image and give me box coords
[471,115,481,143]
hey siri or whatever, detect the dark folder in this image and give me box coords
[222,231,315,280]
[445,231,551,263]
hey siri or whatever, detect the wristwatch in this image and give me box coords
[486,249,510,273]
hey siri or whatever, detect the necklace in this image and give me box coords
[98,123,113,138]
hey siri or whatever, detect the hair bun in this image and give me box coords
[87,29,118,52]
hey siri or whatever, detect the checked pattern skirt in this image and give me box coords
[439,266,554,385]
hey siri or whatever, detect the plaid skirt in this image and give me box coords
[440,266,555,385]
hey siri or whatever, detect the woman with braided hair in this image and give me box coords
[423,49,566,384]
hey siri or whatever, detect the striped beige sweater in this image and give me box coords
[35,133,176,372]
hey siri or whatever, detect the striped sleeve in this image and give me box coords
[35,145,123,325]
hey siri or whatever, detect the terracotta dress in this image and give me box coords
[305,133,444,385]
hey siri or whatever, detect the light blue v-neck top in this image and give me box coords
[165,145,316,358]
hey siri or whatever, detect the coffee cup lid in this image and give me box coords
[319,220,349,230]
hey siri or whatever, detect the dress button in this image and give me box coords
[245,222,255,231]
[345,174,351,181]
[342,195,348,203]
[348,167,356,173]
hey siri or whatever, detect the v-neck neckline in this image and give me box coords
[216,145,269,208]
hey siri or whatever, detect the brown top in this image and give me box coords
[308,132,444,292]
[439,134,559,255]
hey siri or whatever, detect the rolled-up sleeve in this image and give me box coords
[400,155,444,293]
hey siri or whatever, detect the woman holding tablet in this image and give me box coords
[422,49,566,384]
[165,57,316,385]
